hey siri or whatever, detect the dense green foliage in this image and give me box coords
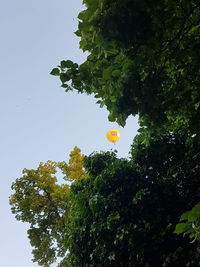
[51,0,200,245]
[10,0,200,266]
[132,133,200,244]
[51,0,200,138]
[10,140,200,266]
[66,144,200,266]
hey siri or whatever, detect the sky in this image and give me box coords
[0,1,138,266]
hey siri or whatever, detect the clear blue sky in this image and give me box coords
[0,1,138,266]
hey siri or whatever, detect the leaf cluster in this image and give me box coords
[51,0,200,135]
[10,161,70,266]
[51,0,200,246]
[11,0,200,265]
[175,203,200,243]
[65,144,200,266]
[9,148,87,266]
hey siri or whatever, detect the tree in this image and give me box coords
[132,130,200,244]
[10,0,200,265]
[51,0,200,140]
[9,147,87,267]
[50,0,200,244]
[10,141,200,266]
[65,146,200,266]
[58,146,88,181]
[10,160,69,266]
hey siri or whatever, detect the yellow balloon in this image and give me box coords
[106,129,120,143]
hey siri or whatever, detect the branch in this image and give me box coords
[43,188,61,219]
[165,4,200,45]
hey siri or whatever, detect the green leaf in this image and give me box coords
[180,211,190,221]
[192,203,200,214]
[78,10,87,21]
[174,223,189,234]
[188,211,199,222]
[108,113,115,122]
[112,70,121,78]
[103,67,112,80]
[50,68,60,76]
[60,60,74,69]
[61,84,71,91]
[60,73,70,83]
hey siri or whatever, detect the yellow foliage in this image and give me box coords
[58,146,88,182]
[9,146,87,266]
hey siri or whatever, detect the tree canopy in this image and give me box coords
[10,139,200,266]
[10,0,200,266]
[50,0,200,247]
[51,0,200,139]
[66,146,200,266]
[9,147,87,266]
[10,160,69,266]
